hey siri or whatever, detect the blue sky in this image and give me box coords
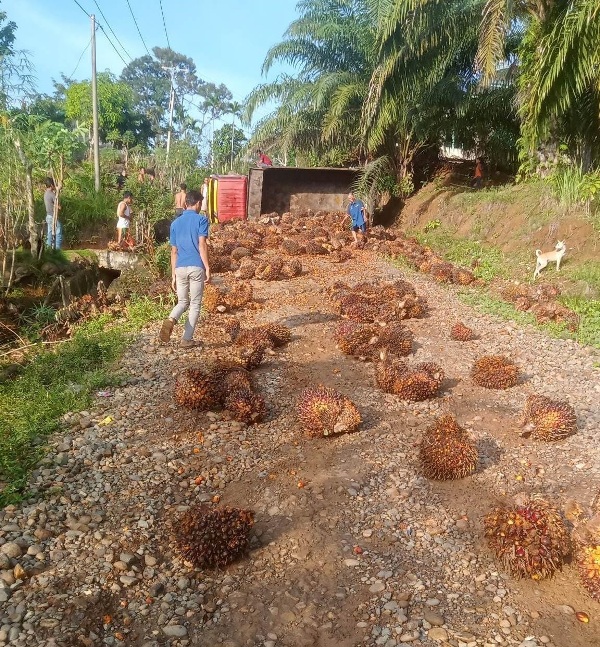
[7,0,299,123]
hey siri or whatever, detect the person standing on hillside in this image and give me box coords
[472,157,484,189]
[44,177,62,250]
[159,190,211,349]
[175,183,187,218]
[344,192,367,247]
[116,192,133,247]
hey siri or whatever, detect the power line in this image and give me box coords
[158,0,171,49]
[72,0,90,17]
[97,24,130,68]
[124,0,151,56]
[67,37,92,79]
[92,0,133,62]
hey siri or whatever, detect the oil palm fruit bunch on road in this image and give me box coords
[472,355,519,389]
[420,415,478,480]
[450,322,475,341]
[174,368,221,410]
[577,541,600,601]
[522,394,577,441]
[484,496,571,579]
[333,321,378,357]
[376,353,444,401]
[176,505,254,568]
[297,385,362,437]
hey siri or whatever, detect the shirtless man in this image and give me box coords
[175,183,187,217]
[116,192,133,246]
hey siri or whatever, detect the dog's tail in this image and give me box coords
[535,249,542,257]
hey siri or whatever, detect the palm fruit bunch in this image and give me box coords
[375,323,413,357]
[203,284,225,313]
[399,294,427,319]
[452,267,475,285]
[224,281,253,310]
[223,387,266,423]
[220,366,253,392]
[208,252,231,274]
[375,302,399,324]
[501,283,530,303]
[257,322,292,347]
[338,293,377,323]
[472,355,519,389]
[281,238,303,256]
[255,257,283,281]
[281,258,303,278]
[429,261,454,283]
[230,246,253,262]
[297,385,362,437]
[237,343,266,371]
[330,247,353,263]
[577,541,600,601]
[304,240,329,256]
[174,368,221,410]
[222,317,241,341]
[333,321,377,357]
[419,415,478,480]
[484,496,571,579]
[236,257,258,280]
[380,280,416,300]
[522,394,577,441]
[176,505,254,568]
[235,327,275,350]
[375,356,444,401]
[262,233,281,249]
[451,322,475,341]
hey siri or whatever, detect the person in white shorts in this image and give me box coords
[116,192,133,246]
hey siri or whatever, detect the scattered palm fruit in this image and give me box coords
[484,496,571,579]
[297,385,362,437]
[255,258,284,281]
[451,322,475,341]
[281,258,303,278]
[577,542,600,601]
[304,240,328,255]
[523,394,577,441]
[375,356,444,401]
[258,322,292,347]
[281,239,302,255]
[419,415,478,480]
[176,505,254,568]
[225,282,253,309]
[236,258,257,280]
[472,355,519,389]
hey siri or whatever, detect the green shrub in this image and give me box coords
[153,242,171,277]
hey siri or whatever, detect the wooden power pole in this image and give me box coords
[91,14,101,192]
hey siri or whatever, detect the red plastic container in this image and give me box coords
[211,175,247,223]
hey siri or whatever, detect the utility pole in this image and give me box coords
[91,14,101,192]
[163,66,177,161]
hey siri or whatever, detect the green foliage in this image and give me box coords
[424,219,442,232]
[559,297,600,348]
[415,230,507,282]
[153,242,171,277]
[0,326,126,504]
[211,123,247,173]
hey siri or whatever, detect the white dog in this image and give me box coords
[533,241,566,279]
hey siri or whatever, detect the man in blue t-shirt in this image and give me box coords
[159,190,211,349]
[345,192,367,246]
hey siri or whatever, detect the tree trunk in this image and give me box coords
[13,137,37,255]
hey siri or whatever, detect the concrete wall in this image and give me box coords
[247,167,359,219]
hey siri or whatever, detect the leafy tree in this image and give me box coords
[0,4,33,109]
[211,123,247,173]
[64,72,152,146]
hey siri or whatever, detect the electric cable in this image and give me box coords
[92,0,133,62]
[97,24,130,67]
[124,0,151,55]
[67,37,92,79]
[72,0,91,17]
[158,0,171,49]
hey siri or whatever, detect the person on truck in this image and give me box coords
[256,150,273,167]
[175,183,187,218]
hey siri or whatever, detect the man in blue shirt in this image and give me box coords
[345,192,367,246]
[159,190,211,348]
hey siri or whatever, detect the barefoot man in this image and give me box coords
[174,183,187,217]
[116,191,133,247]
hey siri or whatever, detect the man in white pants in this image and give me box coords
[159,190,211,348]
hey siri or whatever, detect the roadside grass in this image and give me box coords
[412,230,508,282]
[0,294,172,506]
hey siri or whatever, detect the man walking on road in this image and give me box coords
[44,177,62,250]
[344,192,367,247]
[159,189,211,349]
